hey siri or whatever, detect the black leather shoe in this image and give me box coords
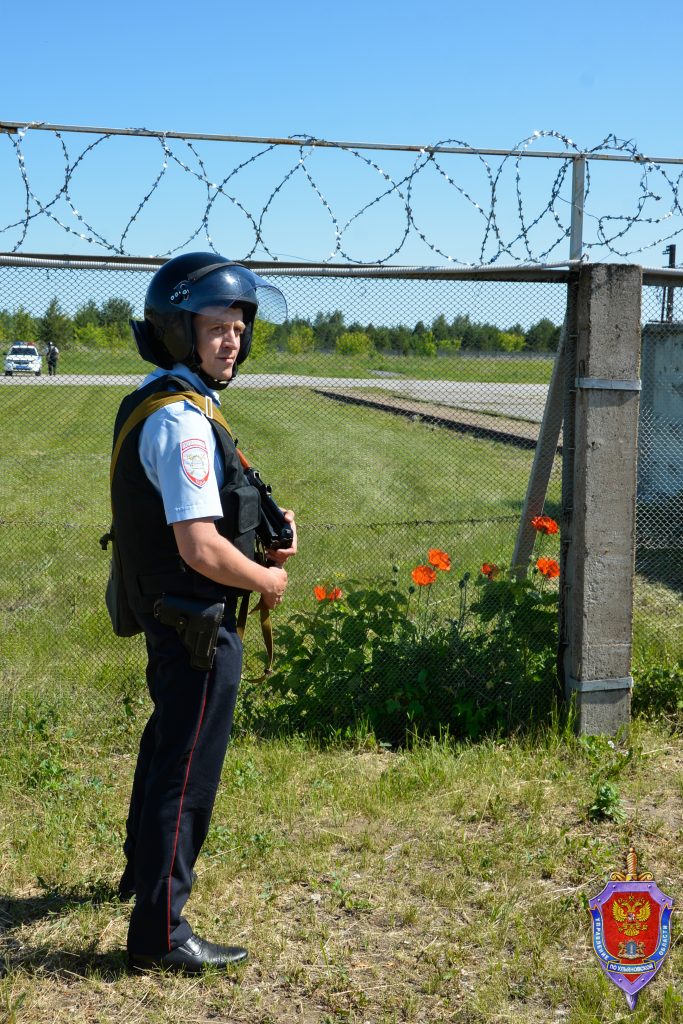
[129,933,248,973]
[118,870,198,902]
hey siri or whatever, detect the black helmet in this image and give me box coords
[131,252,287,386]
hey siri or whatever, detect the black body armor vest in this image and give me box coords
[111,375,260,614]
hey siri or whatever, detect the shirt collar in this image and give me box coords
[140,364,221,405]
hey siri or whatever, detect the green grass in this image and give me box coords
[0,378,680,694]
[0,364,681,1021]
[0,381,560,688]
[49,346,556,383]
[1,697,683,1023]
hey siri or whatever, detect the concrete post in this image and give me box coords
[561,264,642,735]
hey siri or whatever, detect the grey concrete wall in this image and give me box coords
[562,264,642,735]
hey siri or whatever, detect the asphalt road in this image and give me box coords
[0,373,549,422]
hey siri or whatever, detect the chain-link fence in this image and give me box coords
[0,256,574,741]
[636,285,683,671]
[1,257,680,740]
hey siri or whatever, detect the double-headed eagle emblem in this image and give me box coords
[612,895,651,937]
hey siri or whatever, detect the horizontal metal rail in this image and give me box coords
[2,251,682,287]
[2,120,683,165]
[0,251,576,281]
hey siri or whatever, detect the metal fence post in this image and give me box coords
[561,264,642,735]
[509,155,586,573]
[569,156,586,262]
[511,318,565,574]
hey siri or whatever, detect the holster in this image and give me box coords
[153,594,225,671]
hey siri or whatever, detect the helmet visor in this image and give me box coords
[168,263,287,324]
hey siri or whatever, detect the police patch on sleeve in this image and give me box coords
[180,438,210,487]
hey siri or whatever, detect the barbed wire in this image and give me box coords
[2,122,683,265]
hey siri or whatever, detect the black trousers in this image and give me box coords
[124,603,242,954]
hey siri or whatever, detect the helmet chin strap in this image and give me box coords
[198,366,232,391]
[184,348,234,391]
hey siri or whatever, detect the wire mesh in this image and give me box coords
[0,258,575,740]
[636,286,683,669]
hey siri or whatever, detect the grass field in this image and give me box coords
[1,704,683,1023]
[0,380,564,689]
[0,365,682,1021]
[0,377,679,688]
[49,347,556,384]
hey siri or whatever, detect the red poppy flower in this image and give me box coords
[531,515,559,535]
[327,587,343,601]
[536,557,560,578]
[411,565,437,586]
[314,585,328,602]
[481,563,499,579]
[428,548,451,571]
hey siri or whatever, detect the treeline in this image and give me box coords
[0,298,134,350]
[257,311,561,355]
[1,298,561,355]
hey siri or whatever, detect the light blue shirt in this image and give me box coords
[138,364,225,525]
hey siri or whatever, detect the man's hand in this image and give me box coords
[261,565,288,609]
[266,510,297,566]
[173,517,289,605]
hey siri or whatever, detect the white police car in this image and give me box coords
[4,342,43,376]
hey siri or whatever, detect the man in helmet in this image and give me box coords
[110,253,297,974]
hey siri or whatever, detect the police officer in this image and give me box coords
[110,253,296,973]
[47,342,59,375]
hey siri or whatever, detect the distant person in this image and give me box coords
[46,343,59,375]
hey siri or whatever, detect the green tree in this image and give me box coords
[12,306,38,343]
[38,299,72,349]
[414,331,437,357]
[249,320,276,358]
[431,314,451,342]
[335,330,374,356]
[0,309,12,343]
[366,325,392,352]
[313,310,345,350]
[525,318,561,352]
[498,331,526,352]
[286,322,316,354]
[74,323,109,349]
[73,300,101,328]
[100,297,134,328]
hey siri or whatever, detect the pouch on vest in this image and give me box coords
[100,526,142,637]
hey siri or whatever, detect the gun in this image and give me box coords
[154,595,225,670]
[237,451,294,554]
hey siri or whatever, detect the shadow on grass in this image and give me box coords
[635,547,683,598]
[1,940,129,981]
[0,880,131,980]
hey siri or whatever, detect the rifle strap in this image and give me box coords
[236,593,274,676]
[110,388,274,666]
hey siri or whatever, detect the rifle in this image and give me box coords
[237,450,294,555]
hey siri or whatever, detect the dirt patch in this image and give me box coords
[313,388,563,452]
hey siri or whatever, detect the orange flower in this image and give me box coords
[531,515,559,535]
[327,587,343,601]
[411,565,437,586]
[428,548,451,571]
[481,563,499,579]
[314,585,328,601]
[536,557,560,578]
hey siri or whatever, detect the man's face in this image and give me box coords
[194,306,245,382]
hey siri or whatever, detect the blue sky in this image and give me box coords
[2,0,682,266]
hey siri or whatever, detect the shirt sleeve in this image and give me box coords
[139,402,224,524]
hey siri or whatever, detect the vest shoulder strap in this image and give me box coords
[110,388,234,490]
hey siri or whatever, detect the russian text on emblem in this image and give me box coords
[589,847,674,1010]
